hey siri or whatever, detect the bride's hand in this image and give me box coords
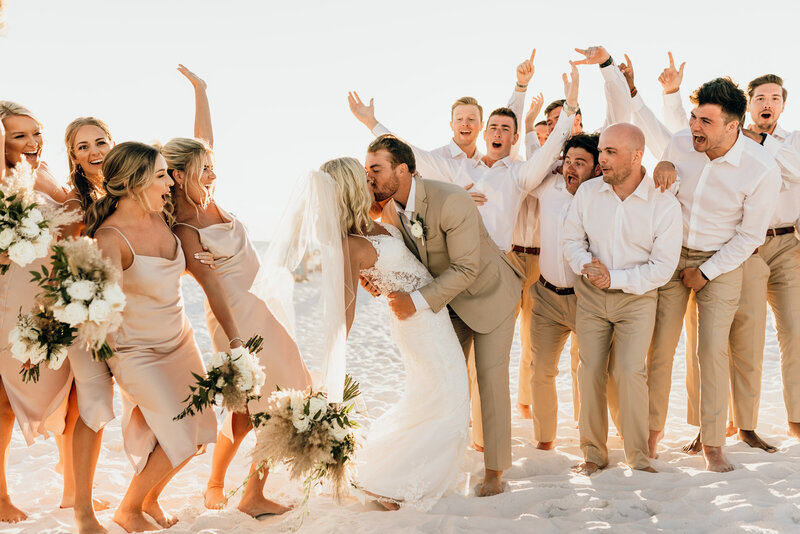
[177,64,207,91]
[359,275,380,297]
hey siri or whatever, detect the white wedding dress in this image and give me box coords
[353,223,469,510]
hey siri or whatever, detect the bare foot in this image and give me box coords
[204,484,226,510]
[571,462,601,476]
[74,507,108,534]
[237,494,292,518]
[737,430,777,453]
[703,445,734,472]
[517,403,532,419]
[648,430,663,459]
[0,495,27,523]
[143,499,178,529]
[472,442,484,452]
[536,441,554,450]
[726,421,738,437]
[682,432,702,454]
[364,490,400,511]
[636,466,658,473]
[789,421,800,439]
[477,469,503,497]
[112,508,160,533]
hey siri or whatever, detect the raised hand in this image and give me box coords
[516,49,536,88]
[619,53,635,92]
[658,52,685,95]
[177,64,207,92]
[573,46,610,66]
[525,92,544,131]
[562,61,580,109]
[347,91,378,130]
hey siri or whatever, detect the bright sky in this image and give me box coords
[2,0,799,240]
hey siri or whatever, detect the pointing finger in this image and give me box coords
[530,48,536,63]
[668,51,675,68]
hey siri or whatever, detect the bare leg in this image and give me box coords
[571,462,601,476]
[648,430,662,459]
[737,430,777,453]
[112,444,176,533]
[72,416,108,534]
[536,441,554,450]
[682,431,703,454]
[205,412,250,509]
[59,386,79,508]
[237,463,291,518]
[0,382,25,523]
[141,453,195,529]
[477,468,503,497]
[703,445,734,472]
[789,421,800,439]
[363,490,400,511]
[517,403,532,420]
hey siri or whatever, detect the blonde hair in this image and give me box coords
[161,137,212,223]
[0,100,42,126]
[320,157,373,237]
[84,142,162,236]
[64,117,113,212]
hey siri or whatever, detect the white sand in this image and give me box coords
[7,274,800,533]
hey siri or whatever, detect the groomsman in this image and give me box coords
[648,78,782,471]
[529,133,601,448]
[562,123,682,474]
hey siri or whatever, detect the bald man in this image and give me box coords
[562,124,682,475]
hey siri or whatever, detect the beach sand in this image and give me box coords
[7,274,800,533]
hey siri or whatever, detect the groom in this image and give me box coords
[363,134,523,496]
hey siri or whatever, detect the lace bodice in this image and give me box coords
[357,223,433,294]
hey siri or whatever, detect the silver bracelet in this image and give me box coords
[229,337,245,347]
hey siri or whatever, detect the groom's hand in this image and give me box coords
[387,292,416,320]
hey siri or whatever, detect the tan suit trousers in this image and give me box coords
[575,277,654,470]
[685,255,768,430]
[450,307,516,471]
[510,250,541,406]
[647,248,743,446]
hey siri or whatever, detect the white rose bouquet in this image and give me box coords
[0,161,78,274]
[249,375,361,516]
[9,303,75,382]
[30,236,126,361]
[174,335,266,420]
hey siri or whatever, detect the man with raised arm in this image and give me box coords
[648,78,781,472]
[563,123,682,475]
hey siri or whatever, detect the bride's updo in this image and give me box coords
[320,157,373,237]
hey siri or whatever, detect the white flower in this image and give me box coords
[28,343,48,365]
[18,219,41,239]
[328,420,349,442]
[0,228,15,249]
[47,346,68,370]
[32,236,50,258]
[236,371,254,393]
[216,376,226,389]
[7,240,37,266]
[102,283,126,311]
[10,340,29,362]
[88,298,111,323]
[24,209,43,225]
[410,220,424,238]
[307,396,328,420]
[209,351,227,370]
[66,280,97,301]
[61,302,89,326]
[292,414,311,433]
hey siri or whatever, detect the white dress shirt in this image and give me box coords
[430,139,482,162]
[391,179,430,312]
[662,130,782,280]
[373,108,574,252]
[532,174,582,288]
[760,124,800,228]
[562,174,683,295]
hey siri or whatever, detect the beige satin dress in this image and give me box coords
[0,194,72,445]
[63,199,115,433]
[175,208,311,441]
[99,226,216,473]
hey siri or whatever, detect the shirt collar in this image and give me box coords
[714,131,745,167]
[395,178,417,215]
[772,123,789,140]
[448,140,481,161]
[597,173,651,201]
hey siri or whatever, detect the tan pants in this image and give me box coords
[647,248,743,446]
[450,308,516,471]
[575,277,654,470]
[685,255,769,430]
[530,280,580,443]
[510,250,541,406]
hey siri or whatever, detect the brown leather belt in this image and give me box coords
[539,275,575,295]
[767,226,796,238]
[512,245,540,255]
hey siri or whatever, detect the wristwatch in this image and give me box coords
[599,56,614,68]
[563,102,579,115]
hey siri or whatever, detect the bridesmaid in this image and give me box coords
[164,66,311,517]
[0,101,78,523]
[85,141,236,533]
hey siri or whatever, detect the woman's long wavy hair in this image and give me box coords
[84,142,161,237]
[319,157,373,237]
[64,117,113,212]
[160,137,212,225]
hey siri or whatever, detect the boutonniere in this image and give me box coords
[410,214,427,245]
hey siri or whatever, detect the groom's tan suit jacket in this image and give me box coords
[381,176,523,333]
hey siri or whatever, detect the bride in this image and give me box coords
[267,157,469,511]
